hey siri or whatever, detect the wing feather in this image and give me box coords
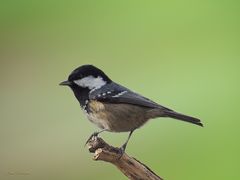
[89,83,172,110]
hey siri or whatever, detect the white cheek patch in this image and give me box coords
[74,76,106,91]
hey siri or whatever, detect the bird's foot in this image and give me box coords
[117,143,127,159]
[85,132,99,146]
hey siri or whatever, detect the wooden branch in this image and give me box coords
[87,136,163,180]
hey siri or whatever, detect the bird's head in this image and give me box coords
[59,65,111,91]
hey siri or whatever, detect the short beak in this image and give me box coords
[59,80,72,86]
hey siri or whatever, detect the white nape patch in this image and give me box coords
[112,90,127,98]
[74,76,106,91]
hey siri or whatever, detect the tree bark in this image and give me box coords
[87,136,163,180]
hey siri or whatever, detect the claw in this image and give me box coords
[84,129,107,147]
[85,132,99,146]
[117,144,126,159]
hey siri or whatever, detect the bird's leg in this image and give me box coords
[119,130,134,156]
[85,129,106,146]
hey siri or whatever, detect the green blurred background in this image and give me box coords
[0,0,239,179]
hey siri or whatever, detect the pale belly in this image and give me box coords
[86,112,111,130]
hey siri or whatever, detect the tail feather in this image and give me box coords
[164,110,203,127]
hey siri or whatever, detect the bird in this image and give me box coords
[60,64,203,153]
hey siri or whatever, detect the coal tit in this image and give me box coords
[60,65,202,153]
